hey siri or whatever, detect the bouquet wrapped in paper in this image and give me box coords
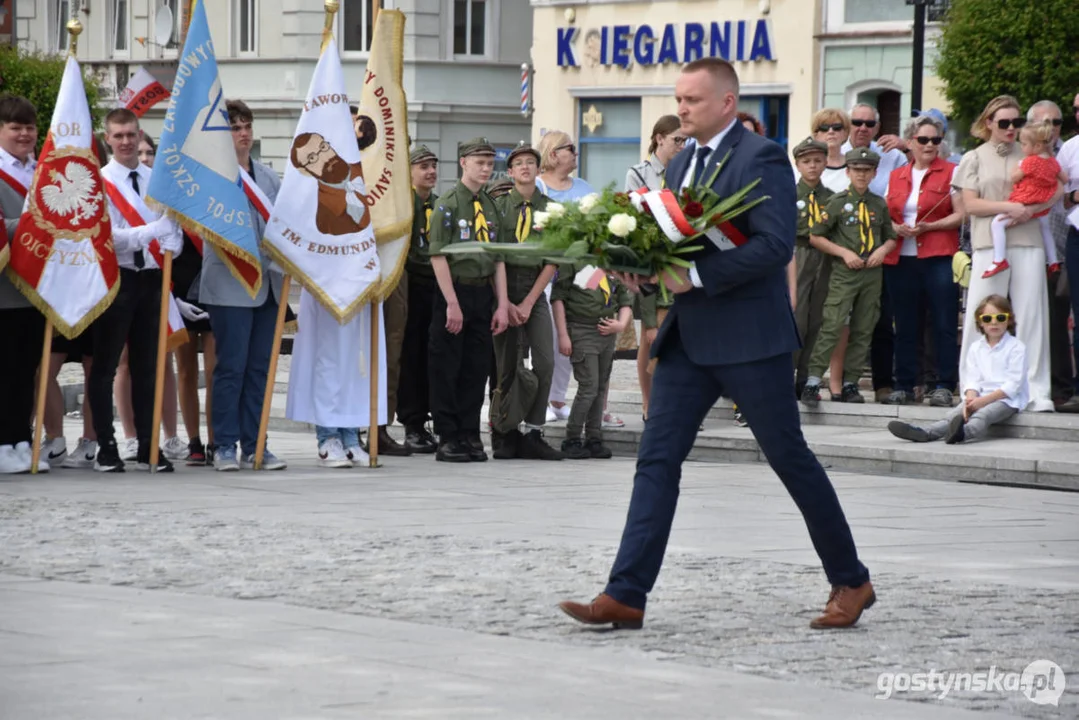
[443,150,768,301]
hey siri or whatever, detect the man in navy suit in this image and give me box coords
[559,58,875,631]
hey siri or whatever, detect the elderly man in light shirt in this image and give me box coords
[842,103,907,401]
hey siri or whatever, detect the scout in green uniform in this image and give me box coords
[551,265,633,459]
[802,148,898,406]
[397,145,440,454]
[427,137,510,462]
[791,136,836,396]
[489,142,563,461]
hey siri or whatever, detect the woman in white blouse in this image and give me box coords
[954,95,1062,412]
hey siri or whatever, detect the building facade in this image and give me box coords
[12,0,532,190]
[529,0,820,192]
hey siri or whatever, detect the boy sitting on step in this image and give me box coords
[551,264,633,459]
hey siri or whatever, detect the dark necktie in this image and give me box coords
[690,146,712,188]
[130,170,145,269]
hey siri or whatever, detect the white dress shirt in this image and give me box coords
[962,331,1029,411]
[684,118,739,288]
[101,159,180,271]
[841,140,907,196]
[0,145,36,189]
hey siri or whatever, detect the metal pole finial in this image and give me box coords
[322,0,340,52]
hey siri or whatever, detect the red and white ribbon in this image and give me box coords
[633,188,695,243]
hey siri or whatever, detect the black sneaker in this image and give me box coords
[465,434,488,462]
[136,450,175,473]
[405,426,438,454]
[187,438,207,466]
[435,440,471,463]
[800,383,822,408]
[517,429,564,460]
[887,420,930,443]
[944,412,966,445]
[560,438,591,459]
[586,438,613,459]
[732,411,748,428]
[492,429,520,460]
[840,383,864,403]
[93,441,125,473]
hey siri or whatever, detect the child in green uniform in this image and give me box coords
[551,265,633,459]
[802,147,897,406]
[791,136,836,396]
[427,137,511,462]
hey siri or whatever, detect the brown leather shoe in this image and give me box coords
[559,593,644,630]
[810,581,876,629]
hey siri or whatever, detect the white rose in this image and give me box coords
[578,193,599,213]
[547,202,566,219]
[607,213,637,238]
[533,211,551,230]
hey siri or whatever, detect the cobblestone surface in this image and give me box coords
[1,474,1075,717]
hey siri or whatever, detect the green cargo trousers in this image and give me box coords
[807,264,882,386]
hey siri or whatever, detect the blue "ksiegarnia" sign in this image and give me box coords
[557,20,776,68]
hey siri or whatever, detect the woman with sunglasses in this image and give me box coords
[881,114,965,407]
[888,294,1027,444]
[955,95,1061,412]
[810,109,852,192]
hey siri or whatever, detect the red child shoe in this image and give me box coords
[1048,262,1062,276]
[982,259,1010,278]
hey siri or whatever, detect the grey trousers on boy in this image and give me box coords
[924,400,1017,441]
[566,321,616,442]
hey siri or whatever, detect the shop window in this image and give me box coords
[341,0,385,53]
[111,0,128,54]
[235,0,257,55]
[578,99,641,192]
[454,0,487,56]
[737,96,789,150]
[843,0,909,24]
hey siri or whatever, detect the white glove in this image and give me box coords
[137,217,173,249]
[158,228,183,255]
[175,297,209,322]
[269,260,284,274]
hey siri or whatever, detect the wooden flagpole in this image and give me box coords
[255,275,291,469]
[368,302,380,467]
[148,251,173,472]
[30,321,54,475]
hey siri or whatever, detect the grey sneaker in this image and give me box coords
[881,390,911,405]
[928,388,954,407]
[214,446,240,472]
[242,450,287,471]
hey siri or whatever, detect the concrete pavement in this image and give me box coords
[0,420,1075,718]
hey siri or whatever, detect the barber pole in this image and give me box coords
[521,63,530,116]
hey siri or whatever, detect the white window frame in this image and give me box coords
[451,0,492,60]
[110,0,130,57]
[823,0,914,34]
[336,0,387,56]
[233,0,258,56]
[52,0,70,54]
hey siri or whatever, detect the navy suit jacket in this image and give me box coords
[653,122,801,366]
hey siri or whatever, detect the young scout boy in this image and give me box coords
[427,137,510,463]
[801,147,897,406]
[791,136,836,397]
[551,265,633,459]
[491,142,563,461]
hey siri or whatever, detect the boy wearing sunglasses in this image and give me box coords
[802,148,898,405]
[888,294,1027,444]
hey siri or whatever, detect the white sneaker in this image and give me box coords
[15,442,49,473]
[43,437,67,465]
[119,437,139,461]
[548,403,570,422]
[345,444,369,467]
[62,438,99,469]
[0,445,29,474]
[318,437,352,468]
[161,436,190,461]
[602,412,625,429]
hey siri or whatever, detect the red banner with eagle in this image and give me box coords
[6,56,119,338]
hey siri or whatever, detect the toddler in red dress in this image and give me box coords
[985,121,1066,278]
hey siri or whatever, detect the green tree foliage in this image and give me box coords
[0,46,104,152]
[936,0,1079,144]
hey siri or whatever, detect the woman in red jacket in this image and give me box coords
[883,114,967,406]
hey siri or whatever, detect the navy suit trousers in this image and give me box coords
[604,326,870,610]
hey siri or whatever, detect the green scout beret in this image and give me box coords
[845,147,880,168]
[410,145,437,164]
[792,136,828,160]
[507,141,541,166]
[486,177,515,199]
[459,137,496,158]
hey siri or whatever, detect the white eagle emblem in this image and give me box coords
[40,161,100,224]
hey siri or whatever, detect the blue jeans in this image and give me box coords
[886,256,958,395]
[316,426,360,448]
[604,330,869,610]
[206,297,278,456]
